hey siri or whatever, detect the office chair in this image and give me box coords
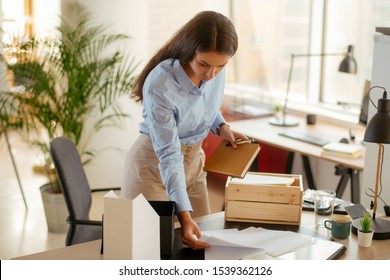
[50,136,120,246]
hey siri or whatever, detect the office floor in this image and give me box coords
[0,131,225,260]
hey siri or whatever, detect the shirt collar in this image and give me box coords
[173,59,205,95]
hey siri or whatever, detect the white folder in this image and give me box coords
[103,191,160,260]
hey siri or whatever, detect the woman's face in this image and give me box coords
[186,51,231,86]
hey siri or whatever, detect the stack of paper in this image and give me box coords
[199,227,311,260]
[321,142,362,159]
[229,173,295,186]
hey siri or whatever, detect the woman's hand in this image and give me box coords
[178,211,209,250]
[219,124,248,148]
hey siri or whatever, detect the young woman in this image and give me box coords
[121,11,247,250]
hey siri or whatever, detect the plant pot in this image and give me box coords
[40,183,68,233]
[357,230,374,247]
[274,110,283,120]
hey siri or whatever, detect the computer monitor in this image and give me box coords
[359,80,371,125]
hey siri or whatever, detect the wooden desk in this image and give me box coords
[13,211,390,260]
[229,117,365,202]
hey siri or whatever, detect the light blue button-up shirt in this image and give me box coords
[139,58,226,213]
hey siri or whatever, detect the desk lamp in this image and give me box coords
[352,86,390,240]
[269,45,357,126]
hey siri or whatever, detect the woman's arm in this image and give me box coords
[178,211,210,250]
[218,123,249,148]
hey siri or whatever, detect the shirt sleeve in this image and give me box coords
[210,112,226,135]
[145,90,192,214]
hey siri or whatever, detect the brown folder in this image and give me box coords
[203,140,261,178]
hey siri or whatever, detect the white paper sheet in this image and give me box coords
[199,232,265,260]
[229,173,295,186]
[200,226,311,259]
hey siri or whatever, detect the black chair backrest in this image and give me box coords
[50,136,92,221]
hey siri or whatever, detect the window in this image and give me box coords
[228,0,390,122]
[1,0,60,89]
[1,0,60,39]
[322,0,390,108]
[229,0,312,105]
[1,0,28,37]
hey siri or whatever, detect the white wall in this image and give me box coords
[61,0,147,188]
[361,34,390,211]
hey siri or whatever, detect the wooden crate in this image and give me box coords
[224,172,303,225]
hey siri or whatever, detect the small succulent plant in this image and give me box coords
[360,212,373,233]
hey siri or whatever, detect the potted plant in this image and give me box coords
[0,3,137,232]
[358,212,374,247]
[274,103,282,119]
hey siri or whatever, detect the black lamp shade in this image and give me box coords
[338,45,358,74]
[364,98,390,144]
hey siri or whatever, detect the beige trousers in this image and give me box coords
[121,133,211,218]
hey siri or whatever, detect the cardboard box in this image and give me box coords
[225,172,303,225]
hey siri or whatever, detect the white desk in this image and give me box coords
[13,211,390,260]
[229,116,365,202]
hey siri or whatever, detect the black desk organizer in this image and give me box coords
[149,201,175,258]
[164,216,345,260]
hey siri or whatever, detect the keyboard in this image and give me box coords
[278,130,330,147]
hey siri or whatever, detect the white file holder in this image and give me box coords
[103,191,160,260]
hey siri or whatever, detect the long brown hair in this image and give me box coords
[131,11,238,102]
